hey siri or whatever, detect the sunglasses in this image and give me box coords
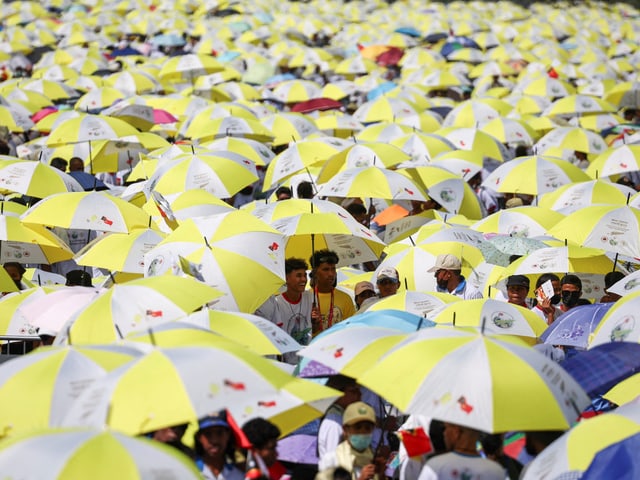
[377,278,397,285]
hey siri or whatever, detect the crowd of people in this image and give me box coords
[0,0,638,478]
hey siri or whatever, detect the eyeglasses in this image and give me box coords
[377,278,397,286]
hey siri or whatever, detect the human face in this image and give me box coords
[337,383,362,408]
[4,265,21,283]
[314,262,337,291]
[257,438,278,467]
[507,285,529,305]
[377,278,398,298]
[197,426,230,459]
[356,289,376,307]
[434,269,451,290]
[285,268,307,295]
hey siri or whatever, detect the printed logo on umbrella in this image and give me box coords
[610,316,634,342]
[492,312,514,329]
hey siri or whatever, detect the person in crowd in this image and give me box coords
[149,423,195,459]
[318,375,363,461]
[530,273,563,325]
[255,258,313,363]
[50,157,68,172]
[505,275,530,308]
[275,186,292,201]
[194,412,244,480]
[296,181,315,199]
[354,281,377,312]
[480,433,523,480]
[559,274,584,312]
[376,268,400,299]
[599,271,625,303]
[309,250,355,337]
[428,254,483,299]
[317,402,387,480]
[65,269,93,287]
[3,262,27,291]
[242,418,288,480]
[417,422,505,480]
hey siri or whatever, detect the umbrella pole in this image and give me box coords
[88,140,93,175]
[304,167,318,197]
[612,253,619,272]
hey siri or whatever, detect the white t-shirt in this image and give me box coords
[418,452,507,480]
[255,291,313,364]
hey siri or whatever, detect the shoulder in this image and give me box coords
[223,464,245,480]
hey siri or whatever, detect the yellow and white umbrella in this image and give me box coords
[74,227,166,274]
[587,145,640,180]
[472,206,565,237]
[481,155,591,195]
[0,159,83,198]
[45,114,140,147]
[534,126,608,156]
[21,191,152,234]
[539,180,636,214]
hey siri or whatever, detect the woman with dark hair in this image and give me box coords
[194,412,243,480]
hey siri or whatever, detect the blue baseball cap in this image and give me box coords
[198,413,229,431]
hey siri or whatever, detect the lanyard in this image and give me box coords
[315,286,334,331]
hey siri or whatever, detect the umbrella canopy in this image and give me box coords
[21,191,152,234]
[586,144,640,180]
[74,227,166,274]
[367,290,460,317]
[147,152,259,199]
[539,179,636,214]
[58,276,223,345]
[45,114,140,147]
[0,215,74,264]
[58,343,339,436]
[359,327,590,433]
[547,205,640,258]
[0,428,202,479]
[590,290,640,347]
[522,397,640,479]
[270,211,386,267]
[431,298,547,340]
[471,206,565,238]
[581,432,640,480]
[0,159,83,198]
[315,166,428,201]
[0,344,140,436]
[559,342,640,398]
[481,155,590,196]
[541,303,613,348]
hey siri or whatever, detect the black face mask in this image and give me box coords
[550,294,561,305]
[561,290,580,307]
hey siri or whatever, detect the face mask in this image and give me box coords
[550,294,561,305]
[349,433,373,452]
[562,290,580,307]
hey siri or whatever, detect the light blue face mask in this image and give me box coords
[349,433,373,452]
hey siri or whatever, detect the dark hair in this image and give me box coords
[296,181,314,199]
[325,374,357,392]
[332,467,351,480]
[50,157,68,170]
[241,418,280,449]
[3,262,25,275]
[561,274,582,290]
[604,271,625,290]
[194,413,236,460]
[310,249,339,269]
[275,186,292,199]
[345,203,367,216]
[285,258,308,275]
[66,269,93,287]
[536,273,560,289]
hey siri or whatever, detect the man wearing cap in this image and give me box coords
[354,281,378,313]
[317,401,386,480]
[428,254,483,300]
[376,268,400,299]
[505,275,530,308]
[418,422,505,480]
[310,250,356,337]
[194,413,243,480]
